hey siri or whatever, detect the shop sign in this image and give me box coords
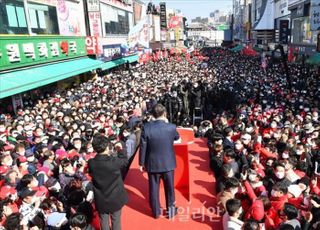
[0,36,87,71]
[100,0,133,12]
[88,12,102,37]
[296,3,305,17]
[100,44,126,62]
[160,2,167,30]
[311,0,320,31]
[85,37,102,55]
[87,0,100,12]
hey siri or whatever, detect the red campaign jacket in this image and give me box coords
[311,177,320,195]
[270,195,288,212]
[288,195,307,210]
[253,184,267,197]
[254,143,278,159]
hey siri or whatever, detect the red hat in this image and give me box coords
[0,185,16,199]
[37,166,51,176]
[0,165,10,174]
[33,186,49,198]
[251,200,264,221]
[55,149,68,161]
[3,144,14,151]
[68,150,80,159]
[18,156,27,163]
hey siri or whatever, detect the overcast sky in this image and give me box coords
[142,0,233,21]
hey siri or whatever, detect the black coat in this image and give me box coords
[88,153,128,213]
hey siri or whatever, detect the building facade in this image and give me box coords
[0,0,138,113]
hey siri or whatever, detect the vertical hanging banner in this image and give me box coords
[88,12,102,37]
[279,20,289,44]
[311,0,320,31]
[168,15,182,29]
[160,2,167,30]
[128,16,150,48]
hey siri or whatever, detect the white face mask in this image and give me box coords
[271,190,277,197]
[296,150,303,155]
[282,153,289,159]
[248,174,257,182]
[50,182,61,192]
[228,171,234,178]
[74,144,81,150]
[27,156,35,162]
[31,196,37,204]
[235,143,242,150]
[275,171,285,179]
[10,193,18,201]
[0,127,5,133]
[32,179,39,187]
[4,158,13,166]
[87,147,94,153]
[231,188,238,196]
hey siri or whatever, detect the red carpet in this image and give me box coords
[122,138,222,230]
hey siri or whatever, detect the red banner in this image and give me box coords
[168,15,182,29]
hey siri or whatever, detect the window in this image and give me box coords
[28,2,59,34]
[0,0,28,34]
[292,17,317,44]
[102,4,131,35]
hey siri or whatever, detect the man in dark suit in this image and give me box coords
[88,134,128,230]
[139,104,180,219]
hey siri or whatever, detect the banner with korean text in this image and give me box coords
[0,36,87,71]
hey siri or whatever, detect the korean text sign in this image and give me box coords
[0,36,87,71]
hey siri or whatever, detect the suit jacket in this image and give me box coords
[88,153,128,213]
[139,120,180,173]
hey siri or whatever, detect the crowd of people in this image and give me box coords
[202,49,320,230]
[0,47,319,230]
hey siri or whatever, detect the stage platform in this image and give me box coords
[122,138,222,230]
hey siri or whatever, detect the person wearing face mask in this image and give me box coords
[72,138,83,152]
[0,122,6,135]
[234,140,250,174]
[217,177,240,212]
[0,198,14,226]
[270,182,289,213]
[59,158,88,190]
[222,198,244,230]
[42,150,56,171]
[223,149,240,176]
[0,152,13,168]
[246,169,267,197]
[285,158,302,183]
[18,187,41,228]
[264,162,291,194]
[253,135,278,160]
[45,178,64,201]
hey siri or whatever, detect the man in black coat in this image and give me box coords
[139,104,180,219]
[88,134,128,230]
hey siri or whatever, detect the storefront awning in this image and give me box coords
[100,55,138,71]
[0,57,104,99]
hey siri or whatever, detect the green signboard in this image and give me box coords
[217,24,229,31]
[0,36,87,71]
